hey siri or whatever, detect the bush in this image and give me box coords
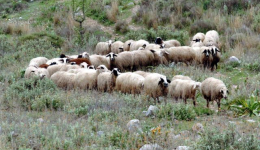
[173,104,196,121]
[157,103,174,120]
[190,20,217,35]
[115,20,129,34]
[194,106,214,116]
[3,77,61,111]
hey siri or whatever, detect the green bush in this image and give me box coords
[244,61,260,72]
[194,126,260,150]
[157,103,174,120]
[115,20,129,34]
[3,77,61,111]
[173,104,196,121]
[194,106,214,116]
[190,20,217,35]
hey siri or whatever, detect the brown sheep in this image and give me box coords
[201,77,228,109]
[69,58,92,65]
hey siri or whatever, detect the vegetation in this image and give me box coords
[0,0,259,149]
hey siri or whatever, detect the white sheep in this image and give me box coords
[90,54,110,70]
[24,66,50,79]
[191,32,205,43]
[29,57,48,67]
[47,64,66,76]
[132,49,154,70]
[163,39,181,48]
[150,49,168,65]
[144,73,171,104]
[203,30,219,47]
[201,77,228,109]
[111,41,124,54]
[123,40,134,51]
[160,46,195,65]
[115,72,145,95]
[74,65,108,90]
[95,40,113,55]
[168,79,201,106]
[172,75,192,81]
[106,52,134,71]
[129,40,149,51]
[192,46,213,69]
[134,71,151,78]
[144,44,164,50]
[97,68,120,92]
[50,71,76,90]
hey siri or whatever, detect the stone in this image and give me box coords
[192,123,204,133]
[229,56,240,63]
[127,119,142,133]
[247,119,256,123]
[97,131,104,137]
[37,118,44,123]
[127,2,135,7]
[176,146,190,150]
[104,5,111,10]
[139,144,163,150]
[145,105,159,117]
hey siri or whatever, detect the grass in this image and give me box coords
[0,0,260,149]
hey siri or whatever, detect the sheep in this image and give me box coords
[192,46,213,69]
[97,68,120,92]
[129,40,149,51]
[163,40,181,48]
[150,49,168,65]
[144,44,164,50]
[46,58,69,65]
[134,71,151,78]
[89,54,110,69]
[172,75,192,81]
[74,65,108,90]
[209,46,221,71]
[59,64,80,72]
[95,40,113,55]
[203,30,219,47]
[39,62,57,69]
[168,79,201,106]
[191,41,204,47]
[24,66,38,78]
[132,49,154,70]
[68,58,92,65]
[160,47,195,65]
[50,71,76,90]
[191,32,205,43]
[25,66,50,79]
[111,41,124,54]
[144,73,171,104]
[201,77,228,110]
[123,40,134,51]
[106,52,134,71]
[47,64,66,76]
[115,72,145,95]
[29,57,48,67]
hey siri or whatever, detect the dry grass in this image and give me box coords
[107,1,119,23]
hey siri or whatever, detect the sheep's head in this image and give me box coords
[59,58,69,64]
[88,65,95,70]
[155,37,163,45]
[119,47,124,52]
[202,49,211,57]
[82,52,90,59]
[211,47,220,56]
[77,54,83,58]
[60,54,67,58]
[80,62,89,68]
[142,44,147,48]
[193,82,201,90]
[160,49,170,57]
[220,87,229,99]
[111,68,121,76]
[192,39,201,43]
[106,52,117,61]
[32,69,47,79]
[158,76,170,87]
[96,65,108,73]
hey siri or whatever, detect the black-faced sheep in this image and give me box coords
[144,73,171,104]
[95,40,113,55]
[123,40,134,51]
[90,54,110,70]
[172,75,192,81]
[106,52,134,71]
[192,46,213,69]
[29,57,49,67]
[111,41,124,54]
[191,32,205,43]
[168,79,201,106]
[163,40,181,48]
[97,68,120,92]
[74,65,108,90]
[203,30,219,47]
[115,72,145,95]
[50,71,76,90]
[201,77,228,109]
[209,46,221,71]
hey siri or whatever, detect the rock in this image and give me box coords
[139,144,163,150]
[127,2,135,7]
[228,56,240,63]
[247,119,256,123]
[134,0,141,4]
[104,5,111,10]
[180,130,190,137]
[192,123,204,133]
[127,119,142,133]
[176,146,190,150]
[145,105,159,117]
[37,118,44,123]
[97,131,104,137]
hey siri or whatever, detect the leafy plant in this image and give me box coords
[229,94,260,117]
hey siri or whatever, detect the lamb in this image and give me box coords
[50,71,76,90]
[163,40,181,48]
[97,68,120,92]
[111,41,124,54]
[129,40,149,51]
[68,58,92,65]
[203,30,219,47]
[168,79,201,106]
[115,72,145,95]
[172,75,192,81]
[144,73,171,104]
[201,77,228,109]
[106,52,134,71]
[95,40,113,55]
[29,57,48,67]
[74,65,108,90]
[123,40,134,51]
[160,47,195,65]
[90,54,110,69]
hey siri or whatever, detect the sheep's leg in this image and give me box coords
[206,99,210,108]
[184,98,187,104]
[163,98,167,105]
[193,98,196,106]
[217,99,221,110]
[157,98,161,104]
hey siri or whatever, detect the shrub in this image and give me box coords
[244,61,260,72]
[190,20,216,35]
[194,105,214,116]
[115,20,129,34]
[157,103,174,120]
[173,104,196,121]
[106,0,118,23]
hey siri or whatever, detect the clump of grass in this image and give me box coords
[106,1,119,23]
[189,20,216,35]
[115,20,129,34]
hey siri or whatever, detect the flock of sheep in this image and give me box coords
[24,30,228,109]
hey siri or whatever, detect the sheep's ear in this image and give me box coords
[113,54,118,57]
[128,42,131,46]
[158,77,163,85]
[78,54,83,58]
[202,50,207,54]
[220,89,223,94]
[216,48,220,52]
[150,49,155,53]
[119,47,124,52]
[227,90,229,94]
[59,59,64,63]
[142,44,147,48]
[106,54,111,57]
[167,79,171,83]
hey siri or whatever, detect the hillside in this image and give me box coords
[0,0,260,149]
